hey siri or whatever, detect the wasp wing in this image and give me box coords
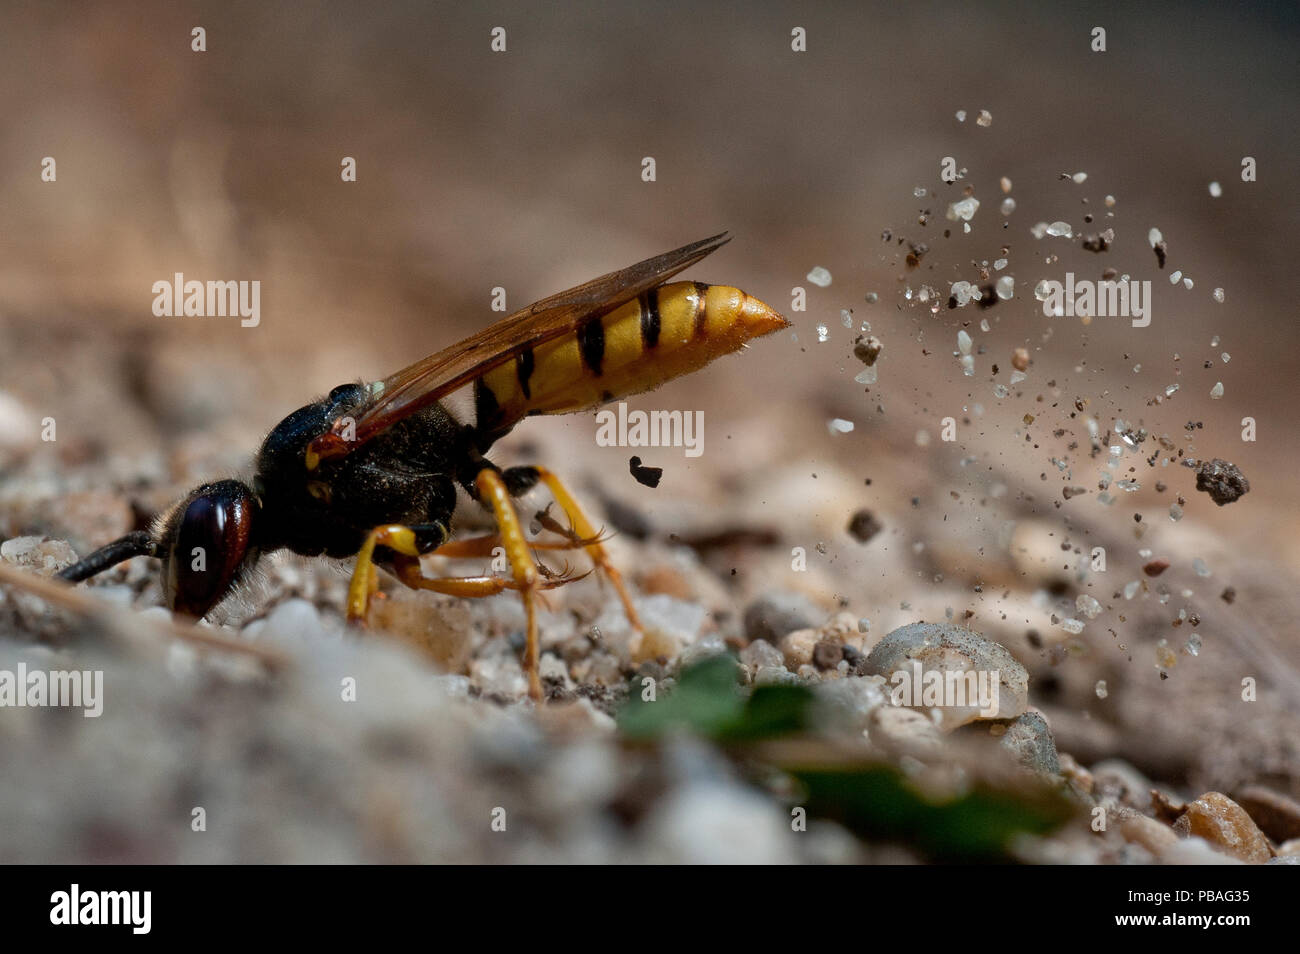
[307,231,732,464]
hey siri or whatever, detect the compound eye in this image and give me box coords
[163,480,255,618]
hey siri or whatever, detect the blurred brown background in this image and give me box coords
[1,2,1297,742]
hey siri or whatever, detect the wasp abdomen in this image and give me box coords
[477,281,787,427]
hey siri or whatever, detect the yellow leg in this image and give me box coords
[347,524,420,621]
[390,555,577,598]
[474,468,544,702]
[533,467,645,636]
[430,531,602,559]
[348,519,583,703]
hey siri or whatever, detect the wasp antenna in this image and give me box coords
[56,531,157,583]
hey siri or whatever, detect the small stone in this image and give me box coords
[853,335,883,366]
[743,592,821,644]
[1120,815,1178,855]
[1142,559,1170,577]
[812,640,844,671]
[1089,760,1156,808]
[1172,792,1273,863]
[1,536,80,575]
[1011,347,1029,371]
[779,628,820,670]
[806,266,832,288]
[994,710,1060,775]
[947,197,980,222]
[754,665,801,687]
[1233,786,1300,843]
[868,705,944,758]
[1195,458,1250,505]
[846,510,883,543]
[863,622,1029,731]
[739,638,785,674]
[1076,594,1102,619]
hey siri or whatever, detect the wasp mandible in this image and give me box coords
[58,233,789,700]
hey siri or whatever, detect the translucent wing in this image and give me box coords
[306,231,732,466]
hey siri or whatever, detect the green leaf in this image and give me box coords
[790,765,1075,861]
[618,655,815,741]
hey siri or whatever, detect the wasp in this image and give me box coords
[57,233,788,700]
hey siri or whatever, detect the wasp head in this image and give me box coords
[155,479,259,618]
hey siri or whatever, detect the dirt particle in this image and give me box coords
[628,456,663,489]
[847,509,883,543]
[1143,559,1170,577]
[1195,458,1251,505]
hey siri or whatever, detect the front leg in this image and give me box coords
[472,468,544,701]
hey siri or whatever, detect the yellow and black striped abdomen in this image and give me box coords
[477,281,788,430]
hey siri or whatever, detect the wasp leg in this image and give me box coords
[347,524,423,622]
[388,556,581,595]
[473,468,547,702]
[517,466,646,645]
[349,515,584,703]
[430,532,603,559]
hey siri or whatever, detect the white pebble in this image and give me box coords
[947,197,980,222]
[807,266,832,288]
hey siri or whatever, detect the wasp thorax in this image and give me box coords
[160,479,257,618]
